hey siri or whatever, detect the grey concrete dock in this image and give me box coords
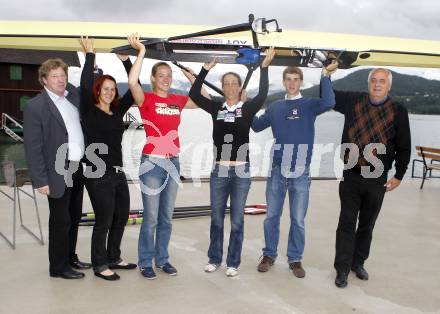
[0,178,439,314]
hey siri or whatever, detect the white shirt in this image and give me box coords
[45,87,85,161]
[222,101,244,112]
[285,93,303,101]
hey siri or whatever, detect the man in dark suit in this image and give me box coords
[23,58,91,279]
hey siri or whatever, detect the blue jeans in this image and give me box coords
[262,164,311,263]
[208,163,251,268]
[138,155,180,268]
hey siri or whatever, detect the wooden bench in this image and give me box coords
[414,146,440,189]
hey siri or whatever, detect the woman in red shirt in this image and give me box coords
[127,34,208,280]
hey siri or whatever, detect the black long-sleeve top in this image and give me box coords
[80,53,134,170]
[189,67,269,162]
[334,90,411,180]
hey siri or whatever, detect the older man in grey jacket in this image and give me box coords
[24,58,91,279]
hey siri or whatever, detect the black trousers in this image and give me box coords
[86,171,130,272]
[47,163,85,275]
[334,171,386,272]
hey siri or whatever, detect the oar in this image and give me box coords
[81,203,266,217]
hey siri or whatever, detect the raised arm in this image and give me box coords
[188,59,219,115]
[313,76,336,115]
[115,54,135,115]
[312,62,338,115]
[181,66,212,109]
[79,36,96,115]
[117,53,132,75]
[245,47,275,117]
[127,34,146,107]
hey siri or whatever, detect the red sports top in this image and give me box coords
[139,92,188,156]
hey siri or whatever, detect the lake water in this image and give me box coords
[1,110,439,181]
[121,109,440,180]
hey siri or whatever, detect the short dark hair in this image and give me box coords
[221,72,242,87]
[283,66,303,81]
[92,75,119,108]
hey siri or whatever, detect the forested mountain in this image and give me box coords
[117,69,440,115]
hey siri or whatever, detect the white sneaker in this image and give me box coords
[204,263,220,273]
[226,267,238,277]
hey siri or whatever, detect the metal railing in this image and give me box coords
[123,112,143,129]
[0,161,44,249]
[1,113,24,142]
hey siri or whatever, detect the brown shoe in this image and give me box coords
[257,256,275,272]
[289,262,305,278]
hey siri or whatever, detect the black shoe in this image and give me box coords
[70,259,92,270]
[94,271,120,281]
[351,265,369,280]
[51,269,85,279]
[157,262,178,276]
[335,271,348,288]
[140,267,157,280]
[109,262,137,270]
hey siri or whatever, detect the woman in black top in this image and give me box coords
[188,48,275,277]
[79,37,136,281]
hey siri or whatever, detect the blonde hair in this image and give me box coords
[38,58,68,86]
[151,61,171,77]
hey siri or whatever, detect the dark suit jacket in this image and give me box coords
[23,83,82,199]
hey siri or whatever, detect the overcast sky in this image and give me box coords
[2,0,440,90]
[2,0,440,40]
